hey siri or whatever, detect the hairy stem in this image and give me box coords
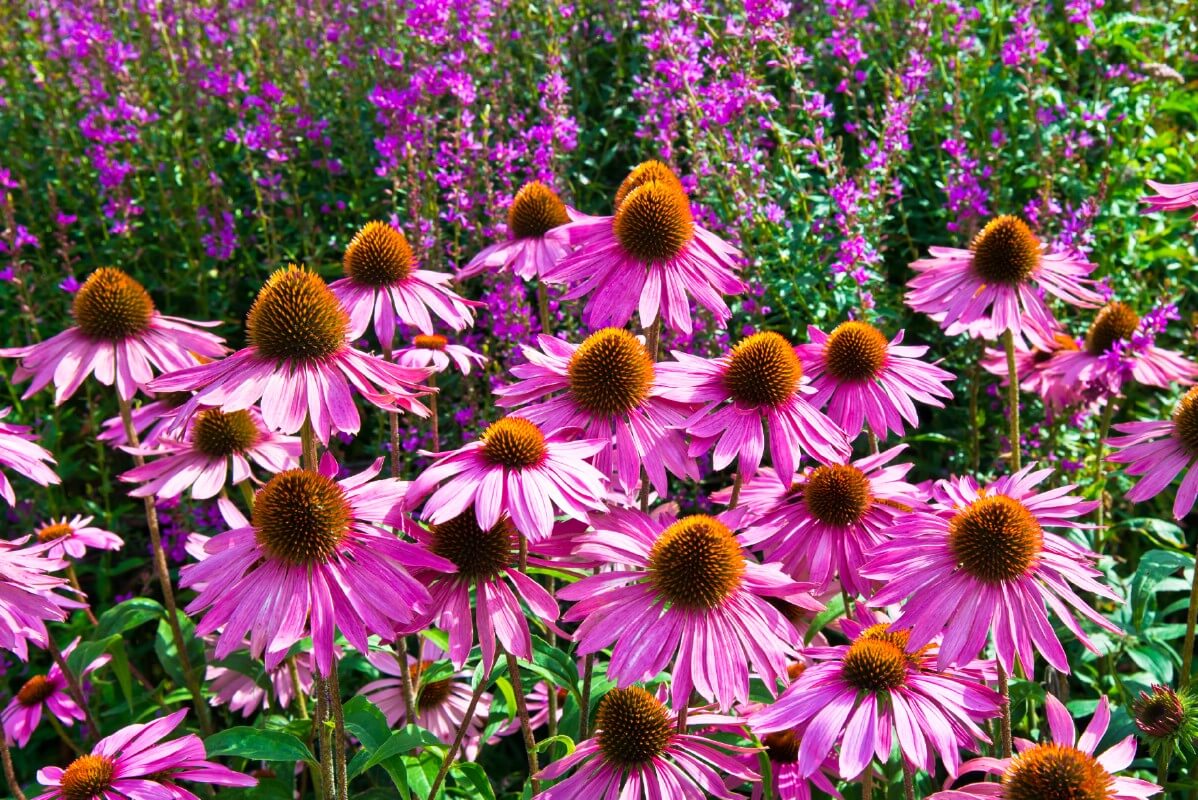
[1002,329,1021,471]
[427,678,488,800]
[506,652,541,794]
[0,735,27,800]
[997,662,1013,758]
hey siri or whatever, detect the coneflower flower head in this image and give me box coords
[1133,684,1198,758]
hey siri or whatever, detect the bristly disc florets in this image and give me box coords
[36,522,73,543]
[1084,301,1140,356]
[72,267,155,341]
[762,729,800,763]
[508,181,570,239]
[59,754,117,800]
[192,409,261,458]
[969,215,1041,286]
[948,495,1043,583]
[480,417,547,469]
[803,464,872,526]
[613,180,694,263]
[1174,387,1198,456]
[16,674,54,706]
[428,510,515,582]
[723,332,802,408]
[344,221,415,286]
[648,515,745,610]
[252,469,351,565]
[410,661,453,712]
[1002,743,1112,800]
[567,327,655,417]
[595,687,673,768]
[823,321,889,382]
[841,635,908,693]
[247,265,349,362]
[414,334,448,351]
[614,160,686,209]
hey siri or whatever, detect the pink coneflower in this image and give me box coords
[710,467,795,521]
[863,466,1120,673]
[1107,386,1198,519]
[458,181,586,280]
[30,515,123,560]
[3,639,109,747]
[329,221,476,347]
[534,685,759,799]
[494,329,698,496]
[795,321,954,439]
[148,265,431,445]
[751,613,1001,780]
[929,694,1161,800]
[394,333,487,375]
[1046,301,1198,396]
[180,455,453,675]
[739,711,841,800]
[740,446,923,595]
[558,506,822,710]
[406,416,608,543]
[657,331,850,487]
[33,709,255,799]
[409,509,559,670]
[0,267,226,404]
[361,647,493,761]
[1142,179,1198,220]
[0,408,60,505]
[981,326,1084,410]
[205,645,318,717]
[540,160,745,335]
[120,408,300,500]
[0,539,80,660]
[906,215,1102,342]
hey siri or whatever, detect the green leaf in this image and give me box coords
[205,727,316,764]
[155,611,206,691]
[66,635,121,678]
[358,727,441,773]
[450,762,495,799]
[342,695,390,749]
[95,598,165,638]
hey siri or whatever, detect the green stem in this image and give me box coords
[1093,399,1117,546]
[1181,533,1198,690]
[861,763,873,800]
[288,656,309,719]
[427,678,488,800]
[238,479,256,513]
[1002,330,1021,471]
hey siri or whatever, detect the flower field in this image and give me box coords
[1,1,1198,799]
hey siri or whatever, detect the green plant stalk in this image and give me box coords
[1182,535,1198,690]
[0,734,27,800]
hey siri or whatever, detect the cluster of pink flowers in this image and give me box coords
[2,163,1193,800]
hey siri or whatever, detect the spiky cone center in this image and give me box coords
[948,494,1043,583]
[567,327,655,417]
[252,470,351,565]
[60,754,116,800]
[647,515,745,610]
[595,687,673,768]
[343,221,415,286]
[17,674,54,706]
[414,334,448,351]
[1135,685,1185,738]
[72,267,155,341]
[762,729,800,763]
[1175,387,1198,457]
[613,180,694,263]
[192,409,261,458]
[803,464,872,526]
[507,181,570,239]
[969,215,1041,286]
[614,160,686,209]
[841,636,908,693]
[823,321,889,382]
[1003,743,1113,800]
[246,265,349,362]
[1084,302,1140,356]
[409,661,453,712]
[36,522,74,543]
[723,331,802,408]
[480,417,547,469]
[428,511,515,582]
[858,623,932,665]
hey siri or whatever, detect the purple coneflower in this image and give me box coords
[0,539,80,660]
[929,694,1160,800]
[1107,386,1198,519]
[906,215,1101,342]
[0,267,226,404]
[0,408,60,505]
[864,466,1120,673]
[657,331,850,487]
[795,321,954,440]
[494,329,698,496]
[406,416,608,543]
[30,515,122,560]
[458,181,587,281]
[2,639,108,747]
[33,709,255,799]
[393,333,487,375]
